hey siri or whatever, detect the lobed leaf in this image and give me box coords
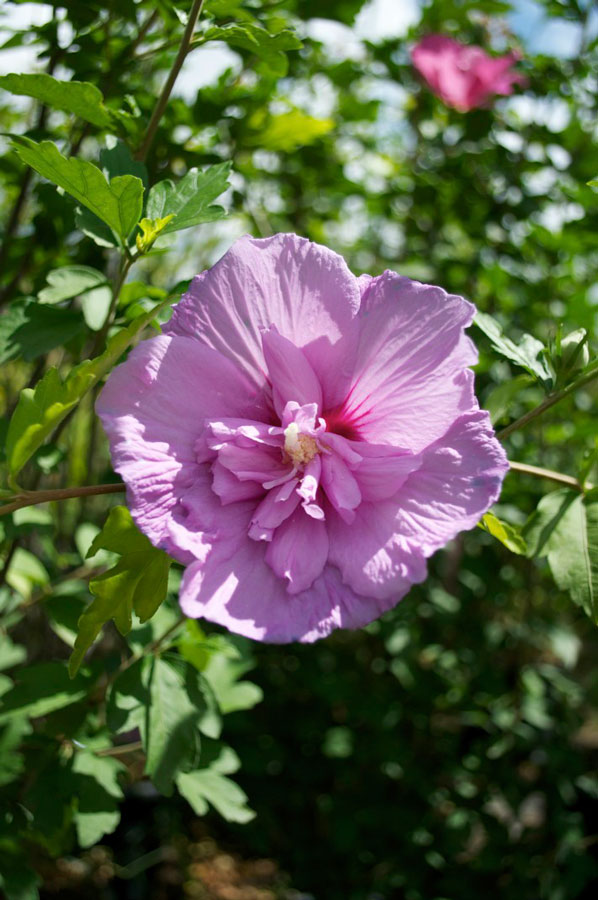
[146,161,232,234]
[10,137,143,243]
[107,657,219,795]
[68,507,172,676]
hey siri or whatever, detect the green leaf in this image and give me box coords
[0,662,95,723]
[199,23,302,76]
[135,214,176,252]
[38,265,108,304]
[146,162,231,234]
[38,265,112,331]
[0,72,118,129]
[99,138,148,186]
[10,137,143,243]
[0,634,27,672]
[5,548,49,600]
[249,109,335,152]
[5,294,172,480]
[0,300,85,365]
[474,312,554,387]
[524,489,598,623]
[203,647,263,714]
[71,751,124,847]
[68,507,172,676]
[0,854,41,900]
[176,766,255,823]
[107,657,216,795]
[479,512,527,555]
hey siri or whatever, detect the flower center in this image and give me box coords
[283,422,320,467]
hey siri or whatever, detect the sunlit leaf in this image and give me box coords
[475,312,554,387]
[5,295,172,480]
[480,512,527,555]
[10,137,143,243]
[524,489,598,623]
[146,162,231,233]
[68,507,171,676]
[0,72,119,129]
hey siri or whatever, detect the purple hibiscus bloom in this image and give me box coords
[97,234,508,642]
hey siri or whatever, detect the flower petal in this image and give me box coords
[165,233,360,408]
[262,326,323,415]
[395,410,508,554]
[248,483,301,541]
[321,453,361,522]
[327,500,429,601]
[265,509,329,594]
[96,334,262,558]
[179,532,374,642]
[342,271,477,451]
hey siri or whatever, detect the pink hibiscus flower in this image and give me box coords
[97,234,507,643]
[411,34,525,112]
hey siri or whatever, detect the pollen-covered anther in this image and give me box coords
[283,422,320,466]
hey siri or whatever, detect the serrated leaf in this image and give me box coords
[249,109,334,152]
[5,294,172,479]
[474,312,554,387]
[68,507,171,676]
[146,162,231,234]
[480,512,527,555]
[107,657,215,795]
[0,72,117,129]
[199,23,301,76]
[524,489,598,623]
[10,136,143,242]
[0,662,94,723]
[0,299,85,365]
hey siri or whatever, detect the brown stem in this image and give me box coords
[95,740,143,757]
[508,460,587,492]
[134,0,206,162]
[0,483,125,517]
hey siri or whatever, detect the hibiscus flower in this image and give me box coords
[411,34,525,112]
[97,234,508,642]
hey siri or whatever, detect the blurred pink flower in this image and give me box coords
[97,234,508,643]
[411,34,525,111]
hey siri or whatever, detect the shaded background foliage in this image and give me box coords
[1,0,598,898]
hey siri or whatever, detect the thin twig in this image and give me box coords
[95,740,143,757]
[0,483,125,517]
[134,0,206,162]
[90,253,134,355]
[508,460,588,492]
[498,365,598,441]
